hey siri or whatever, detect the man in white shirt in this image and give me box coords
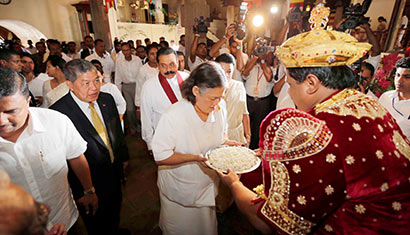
[140,48,189,152]
[188,34,208,71]
[358,62,378,99]
[242,52,273,149]
[0,68,98,234]
[115,43,142,134]
[86,39,115,83]
[379,57,410,140]
[178,34,185,55]
[134,45,159,108]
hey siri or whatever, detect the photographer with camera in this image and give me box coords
[241,44,273,150]
[188,22,210,71]
[209,24,247,81]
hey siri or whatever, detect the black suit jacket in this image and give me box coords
[50,92,129,200]
[81,48,92,59]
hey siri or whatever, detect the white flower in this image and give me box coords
[324,224,333,232]
[345,155,355,165]
[297,195,306,205]
[376,150,384,160]
[292,164,301,174]
[326,154,336,163]
[352,123,361,131]
[380,183,389,192]
[325,185,334,195]
[355,204,366,214]
[392,201,402,211]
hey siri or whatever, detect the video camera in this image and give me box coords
[254,38,275,56]
[233,2,249,40]
[194,16,213,34]
[338,0,372,31]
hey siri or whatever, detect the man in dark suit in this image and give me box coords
[50,59,129,234]
[80,35,95,59]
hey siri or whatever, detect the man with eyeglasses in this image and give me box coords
[379,57,410,140]
[140,48,189,153]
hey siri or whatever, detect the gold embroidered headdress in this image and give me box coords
[276,4,372,68]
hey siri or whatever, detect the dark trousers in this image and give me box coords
[78,188,122,235]
[247,95,272,150]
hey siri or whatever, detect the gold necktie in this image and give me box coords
[89,103,114,163]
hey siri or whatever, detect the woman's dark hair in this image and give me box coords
[378,16,387,22]
[46,55,66,71]
[288,65,356,89]
[181,61,228,105]
[215,53,236,67]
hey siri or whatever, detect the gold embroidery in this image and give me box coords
[256,161,314,235]
[292,164,301,174]
[297,195,307,205]
[394,150,401,159]
[345,155,355,165]
[326,154,336,163]
[348,137,353,142]
[314,89,387,119]
[392,131,410,160]
[263,109,332,161]
[376,150,384,159]
[352,123,361,131]
[325,185,334,195]
[355,204,366,214]
[392,202,402,211]
[380,183,389,192]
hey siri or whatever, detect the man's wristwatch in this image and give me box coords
[84,187,96,195]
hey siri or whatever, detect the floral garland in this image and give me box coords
[370,53,402,97]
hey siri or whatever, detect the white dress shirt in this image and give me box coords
[140,72,189,150]
[134,63,159,107]
[86,52,115,83]
[276,82,296,109]
[101,83,127,115]
[114,55,142,90]
[378,90,410,140]
[70,92,107,130]
[28,73,52,97]
[188,56,206,71]
[0,108,87,231]
[243,64,274,98]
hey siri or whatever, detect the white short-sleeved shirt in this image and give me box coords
[243,64,274,98]
[114,55,142,90]
[86,52,115,83]
[28,73,52,97]
[276,82,296,109]
[140,72,189,150]
[378,90,410,140]
[152,99,227,207]
[0,108,87,230]
[134,63,159,107]
[101,83,127,115]
[188,56,206,71]
[271,64,286,85]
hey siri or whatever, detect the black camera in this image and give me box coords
[194,16,213,34]
[254,38,275,56]
[339,0,372,31]
[288,3,303,23]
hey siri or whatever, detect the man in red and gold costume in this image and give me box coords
[218,4,410,234]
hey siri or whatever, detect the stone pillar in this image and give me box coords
[181,0,210,58]
[386,0,406,51]
[155,0,165,23]
[89,0,112,50]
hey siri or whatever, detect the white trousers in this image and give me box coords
[159,193,218,235]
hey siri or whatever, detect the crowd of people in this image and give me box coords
[0,4,410,235]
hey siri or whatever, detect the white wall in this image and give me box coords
[365,0,396,31]
[0,0,82,43]
[116,22,184,43]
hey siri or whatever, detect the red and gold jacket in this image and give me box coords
[256,89,410,234]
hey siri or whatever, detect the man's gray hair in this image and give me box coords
[63,59,96,82]
[0,68,29,98]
